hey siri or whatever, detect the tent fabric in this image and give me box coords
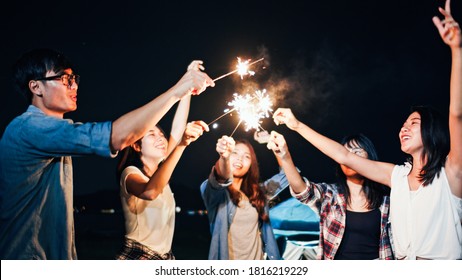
[264,169,321,259]
[269,197,320,232]
[282,240,319,260]
[269,197,321,260]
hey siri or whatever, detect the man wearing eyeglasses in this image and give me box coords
[0,48,214,260]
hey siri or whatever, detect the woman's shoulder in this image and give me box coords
[391,162,412,178]
[120,166,147,182]
[122,165,143,175]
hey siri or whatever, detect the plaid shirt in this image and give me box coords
[291,180,394,260]
[116,238,175,260]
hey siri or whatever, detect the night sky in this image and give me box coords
[0,0,459,207]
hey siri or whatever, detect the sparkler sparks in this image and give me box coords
[227,90,272,131]
[254,89,273,118]
[207,56,271,136]
[208,89,273,136]
[212,57,264,82]
[236,57,255,79]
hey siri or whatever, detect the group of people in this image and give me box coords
[0,0,461,260]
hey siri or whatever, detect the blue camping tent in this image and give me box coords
[264,169,320,259]
[269,197,320,237]
[269,197,320,259]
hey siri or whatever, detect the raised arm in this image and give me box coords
[168,95,191,155]
[433,0,462,197]
[214,136,235,181]
[273,108,394,187]
[168,61,206,155]
[128,121,209,200]
[111,62,214,152]
[266,131,307,193]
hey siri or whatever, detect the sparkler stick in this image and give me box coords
[258,125,267,132]
[229,120,243,137]
[207,108,237,126]
[212,57,264,82]
[212,71,237,82]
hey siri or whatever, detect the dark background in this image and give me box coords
[0,0,459,259]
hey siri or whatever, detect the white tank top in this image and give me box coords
[390,164,462,259]
[120,166,175,254]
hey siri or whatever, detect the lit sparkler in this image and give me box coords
[213,57,264,82]
[236,57,255,79]
[254,89,273,118]
[208,89,273,137]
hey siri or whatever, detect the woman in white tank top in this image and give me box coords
[115,61,210,259]
[269,0,462,259]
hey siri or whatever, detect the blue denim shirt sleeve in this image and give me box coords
[199,167,282,260]
[263,168,290,200]
[0,106,116,259]
[200,167,232,220]
[18,106,116,158]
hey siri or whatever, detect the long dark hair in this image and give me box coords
[228,139,269,222]
[116,138,144,183]
[407,106,449,186]
[335,134,389,209]
[116,125,167,182]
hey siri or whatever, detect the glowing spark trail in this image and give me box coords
[208,89,273,135]
[254,89,273,118]
[212,57,264,82]
[236,57,255,79]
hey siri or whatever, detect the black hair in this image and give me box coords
[335,133,390,209]
[12,48,73,103]
[116,125,167,183]
[227,139,269,222]
[407,106,449,186]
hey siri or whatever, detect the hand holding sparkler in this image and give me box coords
[213,57,265,82]
[254,130,270,144]
[214,135,236,182]
[216,136,235,158]
[273,108,300,131]
[187,60,206,71]
[180,120,209,146]
[176,60,215,97]
[267,131,289,159]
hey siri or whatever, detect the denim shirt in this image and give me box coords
[0,105,115,259]
[200,167,281,260]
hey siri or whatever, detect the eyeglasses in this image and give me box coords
[347,147,367,156]
[36,73,80,87]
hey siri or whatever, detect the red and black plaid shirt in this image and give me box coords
[291,179,394,260]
